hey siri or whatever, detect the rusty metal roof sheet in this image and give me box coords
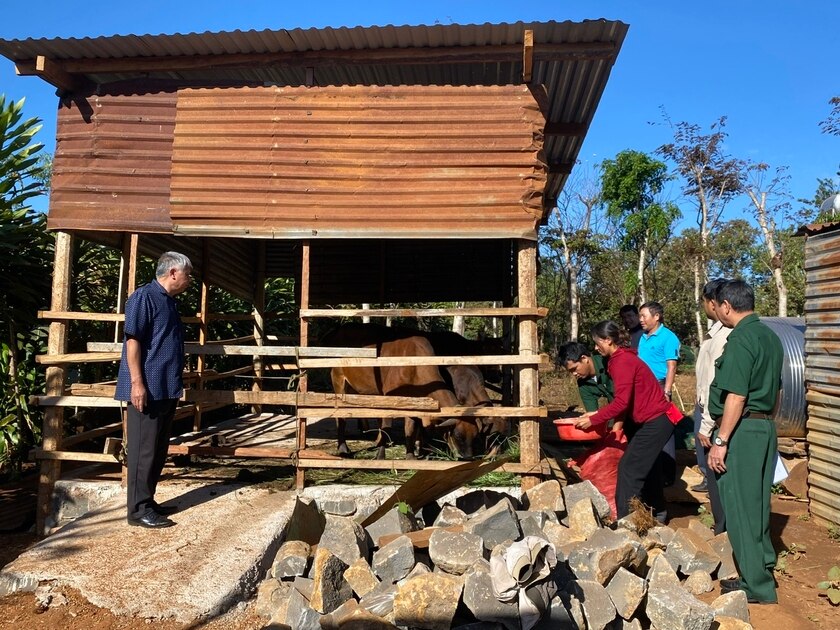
[169,84,546,239]
[797,221,840,236]
[0,20,627,208]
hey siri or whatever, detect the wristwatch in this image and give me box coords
[713,435,728,447]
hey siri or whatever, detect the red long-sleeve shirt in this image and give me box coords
[590,347,671,426]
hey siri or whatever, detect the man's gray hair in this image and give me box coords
[156,251,192,278]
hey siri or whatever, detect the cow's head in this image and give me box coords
[438,417,479,460]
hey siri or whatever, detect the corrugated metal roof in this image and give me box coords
[0,20,627,207]
[797,221,840,236]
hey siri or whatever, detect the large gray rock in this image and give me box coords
[523,479,565,513]
[710,532,738,580]
[283,585,322,630]
[372,535,416,584]
[433,504,469,527]
[271,539,310,579]
[456,489,521,515]
[255,578,291,619]
[712,590,751,622]
[366,505,421,546]
[393,573,463,630]
[462,561,520,630]
[683,570,714,595]
[344,557,380,598]
[360,582,399,618]
[688,518,715,542]
[318,498,357,516]
[562,480,611,521]
[645,576,715,630]
[568,579,617,630]
[428,528,486,575]
[319,514,369,567]
[605,567,646,620]
[567,497,602,541]
[532,596,577,629]
[309,547,352,614]
[665,528,721,575]
[567,528,637,584]
[518,513,551,540]
[542,520,578,550]
[645,525,676,549]
[286,496,326,546]
[647,554,681,589]
[464,497,522,551]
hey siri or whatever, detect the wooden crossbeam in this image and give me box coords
[298,354,548,369]
[295,458,552,473]
[85,342,376,358]
[300,307,548,318]
[14,41,617,78]
[15,55,86,93]
[184,390,440,410]
[297,406,546,419]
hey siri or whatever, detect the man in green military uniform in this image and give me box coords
[707,280,782,604]
[557,342,620,425]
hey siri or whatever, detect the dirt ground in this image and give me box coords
[1,369,839,629]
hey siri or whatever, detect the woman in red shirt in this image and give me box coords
[573,320,675,521]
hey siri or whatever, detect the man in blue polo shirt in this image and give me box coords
[115,251,192,528]
[638,301,681,485]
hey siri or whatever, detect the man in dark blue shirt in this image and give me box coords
[115,251,192,528]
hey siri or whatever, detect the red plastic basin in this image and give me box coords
[554,421,607,441]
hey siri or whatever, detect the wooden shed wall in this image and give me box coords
[169,85,547,239]
[803,228,840,526]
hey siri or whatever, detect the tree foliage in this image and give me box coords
[0,96,51,473]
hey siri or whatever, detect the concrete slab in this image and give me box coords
[0,480,296,622]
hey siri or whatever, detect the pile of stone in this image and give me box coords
[255,480,753,629]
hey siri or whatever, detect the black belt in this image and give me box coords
[743,412,772,420]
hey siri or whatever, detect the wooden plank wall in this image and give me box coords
[804,228,840,526]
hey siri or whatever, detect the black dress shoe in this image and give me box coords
[719,578,743,594]
[691,480,709,493]
[127,511,176,528]
[152,503,178,515]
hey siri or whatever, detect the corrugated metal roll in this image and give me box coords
[760,317,806,437]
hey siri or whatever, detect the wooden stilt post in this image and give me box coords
[517,239,541,492]
[252,242,266,415]
[37,231,74,535]
[296,240,311,490]
[194,240,210,432]
[117,233,138,487]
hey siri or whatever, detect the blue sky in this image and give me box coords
[1,1,837,224]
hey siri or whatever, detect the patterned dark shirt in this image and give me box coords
[115,281,185,402]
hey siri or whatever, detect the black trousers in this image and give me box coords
[126,398,176,519]
[616,415,675,519]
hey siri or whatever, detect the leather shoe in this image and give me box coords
[719,578,743,594]
[127,511,175,528]
[691,480,709,493]
[152,503,178,515]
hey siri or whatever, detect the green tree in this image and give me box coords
[657,115,742,341]
[0,96,51,473]
[600,150,680,303]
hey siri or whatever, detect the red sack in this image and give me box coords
[573,429,628,520]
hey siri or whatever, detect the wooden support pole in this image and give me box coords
[252,242,266,414]
[194,240,210,432]
[296,240,311,490]
[115,233,138,343]
[517,239,541,492]
[37,231,73,535]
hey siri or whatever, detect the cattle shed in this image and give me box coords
[0,19,627,532]
[799,220,840,527]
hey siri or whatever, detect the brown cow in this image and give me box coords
[321,323,484,459]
